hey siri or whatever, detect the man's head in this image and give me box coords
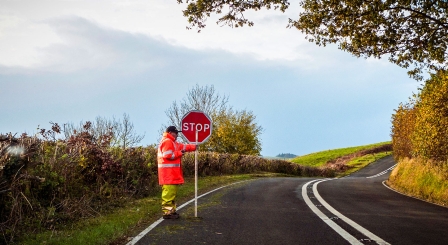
[166,126,181,139]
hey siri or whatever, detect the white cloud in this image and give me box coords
[0,13,62,67]
[0,0,315,68]
[0,2,420,156]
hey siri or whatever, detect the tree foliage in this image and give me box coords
[177,0,448,80]
[391,70,448,161]
[177,0,290,29]
[412,70,448,160]
[292,0,448,80]
[163,84,263,155]
[391,99,417,160]
[202,109,263,155]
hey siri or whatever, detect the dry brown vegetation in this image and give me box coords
[388,157,448,207]
[325,144,392,172]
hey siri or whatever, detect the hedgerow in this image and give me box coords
[0,122,330,244]
[0,123,158,244]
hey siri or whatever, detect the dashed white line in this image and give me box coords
[366,164,397,178]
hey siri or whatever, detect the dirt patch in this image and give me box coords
[325,144,392,172]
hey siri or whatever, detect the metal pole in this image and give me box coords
[194,130,198,217]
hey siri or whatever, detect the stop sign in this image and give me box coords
[181,110,213,144]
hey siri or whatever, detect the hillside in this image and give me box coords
[290,142,392,167]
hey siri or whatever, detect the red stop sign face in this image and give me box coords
[181,110,213,144]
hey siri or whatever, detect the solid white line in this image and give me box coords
[313,180,390,245]
[382,181,448,209]
[302,180,364,245]
[126,180,251,245]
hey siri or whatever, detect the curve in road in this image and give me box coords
[129,156,448,245]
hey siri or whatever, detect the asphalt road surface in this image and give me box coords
[131,156,448,245]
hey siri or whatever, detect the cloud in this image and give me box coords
[13,17,257,75]
[0,17,419,156]
[32,17,164,73]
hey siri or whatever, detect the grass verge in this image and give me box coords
[340,151,392,176]
[19,173,288,245]
[290,142,391,167]
[387,157,448,207]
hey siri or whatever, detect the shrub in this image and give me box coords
[0,124,159,243]
[391,101,417,160]
[412,70,448,161]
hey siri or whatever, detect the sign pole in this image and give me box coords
[194,129,198,217]
[181,110,212,218]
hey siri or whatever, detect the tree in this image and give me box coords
[391,70,448,161]
[64,113,145,149]
[391,99,417,160]
[177,0,290,29]
[163,84,229,130]
[114,113,146,149]
[411,70,448,161]
[177,0,448,80]
[202,109,263,155]
[163,84,263,155]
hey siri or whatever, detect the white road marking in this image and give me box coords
[382,181,448,209]
[366,164,397,178]
[126,180,251,245]
[302,179,364,245]
[312,179,390,245]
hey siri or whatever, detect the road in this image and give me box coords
[131,156,448,245]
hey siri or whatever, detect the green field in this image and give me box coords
[290,142,391,167]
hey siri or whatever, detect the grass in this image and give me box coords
[290,141,391,167]
[387,157,448,207]
[19,173,285,245]
[342,151,393,176]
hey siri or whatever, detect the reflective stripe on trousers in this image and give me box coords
[158,163,180,168]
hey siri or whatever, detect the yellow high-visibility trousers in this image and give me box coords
[161,184,178,214]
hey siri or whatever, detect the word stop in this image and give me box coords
[182,123,210,132]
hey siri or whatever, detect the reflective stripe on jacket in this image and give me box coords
[157,132,196,185]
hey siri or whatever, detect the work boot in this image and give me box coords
[162,212,180,219]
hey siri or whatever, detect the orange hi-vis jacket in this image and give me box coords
[157,132,196,185]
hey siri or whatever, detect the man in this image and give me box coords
[157,126,196,219]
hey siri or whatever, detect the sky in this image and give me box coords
[0,0,421,157]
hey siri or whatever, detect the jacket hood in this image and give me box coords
[163,132,175,141]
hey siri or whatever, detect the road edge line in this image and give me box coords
[302,179,364,245]
[313,180,390,245]
[126,180,252,245]
[382,181,447,209]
